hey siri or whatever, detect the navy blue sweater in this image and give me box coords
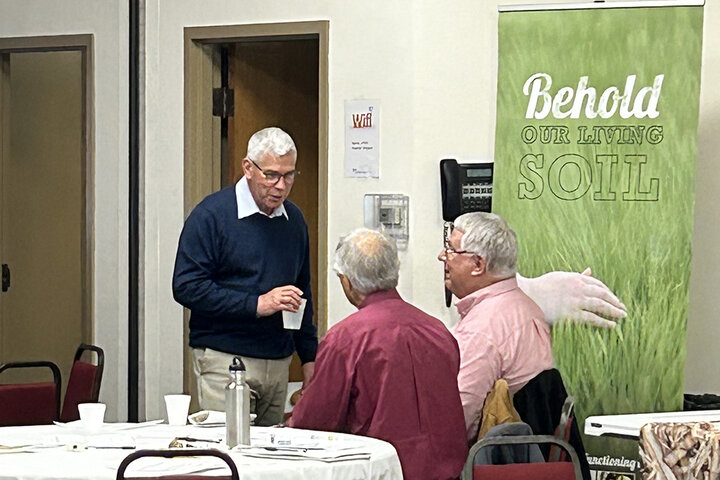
[172,187,317,363]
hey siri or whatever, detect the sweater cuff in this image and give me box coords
[247,293,259,318]
[296,344,318,364]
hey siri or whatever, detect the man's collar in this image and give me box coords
[235,176,288,220]
[455,276,518,318]
[358,288,401,309]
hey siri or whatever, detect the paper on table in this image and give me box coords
[0,434,135,453]
[44,433,136,449]
[239,446,372,463]
[53,419,163,431]
[0,445,37,454]
[87,434,136,449]
[240,430,371,462]
[0,434,65,450]
[114,419,165,430]
[250,429,365,450]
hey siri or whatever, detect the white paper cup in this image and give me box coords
[164,394,191,426]
[282,298,307,330]
[78,402,106,430]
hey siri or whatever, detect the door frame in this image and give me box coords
[0,34,94,343]
[183,21,329,334]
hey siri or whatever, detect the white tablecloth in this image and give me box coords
[0,422,403,480]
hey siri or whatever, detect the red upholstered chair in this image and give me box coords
[116,449,240,480]
[60,344,104,422]
[0,361,61,426]
[461,435,582,480]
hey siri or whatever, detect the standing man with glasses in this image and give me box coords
[438,212,553,441]
[173,127,317,426]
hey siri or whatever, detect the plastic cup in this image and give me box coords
[282,298,307,330]
[164,394,191,426]
[78,402,106,430]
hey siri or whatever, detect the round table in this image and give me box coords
[0,422,403,480]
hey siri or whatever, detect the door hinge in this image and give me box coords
[1,264,9,292]
[212,87,234,118]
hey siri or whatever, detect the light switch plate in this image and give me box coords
[363,194,409,249]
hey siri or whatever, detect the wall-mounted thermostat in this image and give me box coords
[363,194,409,250]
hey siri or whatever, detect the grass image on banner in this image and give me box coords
[493,5,703,463]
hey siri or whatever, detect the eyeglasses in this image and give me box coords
[249,158,299,185]
[442,222,473,259]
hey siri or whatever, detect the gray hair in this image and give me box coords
[454,212,518,277]
[246,127,297,165]
[333,228,400,295]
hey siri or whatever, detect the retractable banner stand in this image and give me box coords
[493,2,703,478]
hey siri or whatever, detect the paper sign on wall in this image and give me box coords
[344,100,379,178]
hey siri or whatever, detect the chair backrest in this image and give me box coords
[462,434,582,480]
[0,361,61,426]
[513,368,590,479]
[471,461,576,480]
[550,396,575,462]
[116,449,240,480]
[60,344,104,422]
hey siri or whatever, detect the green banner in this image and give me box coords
[494,4,703,477]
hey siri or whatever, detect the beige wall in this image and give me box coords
[686,1,720,394]
[0,0,717,419]
[145,0,720,414]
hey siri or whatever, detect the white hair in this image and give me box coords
[333,228,400,295]
[454,212,518,277]
[246,127,297,165]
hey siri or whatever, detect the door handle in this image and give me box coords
[2,264,9,292]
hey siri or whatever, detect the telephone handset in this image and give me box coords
[440,159,494,306]
[440,159,494,221]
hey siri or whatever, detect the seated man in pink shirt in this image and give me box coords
[438,211,554,442]
[290,228,468,480]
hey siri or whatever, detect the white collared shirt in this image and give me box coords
[235,176,288,220]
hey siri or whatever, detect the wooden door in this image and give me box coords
[226,40,319,382]
[0,50,86,396]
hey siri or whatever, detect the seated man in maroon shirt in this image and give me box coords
[289,228,468,480]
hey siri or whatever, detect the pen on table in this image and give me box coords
[86,445,136,450]
[262,446,308,452]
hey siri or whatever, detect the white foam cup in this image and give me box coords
[78,402,106,430]
[282,298,307,330]
[164,394,191,426]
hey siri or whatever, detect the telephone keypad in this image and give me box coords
[461,182,493,213]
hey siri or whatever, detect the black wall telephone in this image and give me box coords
[439,159,494,306]
[440,158,494,221]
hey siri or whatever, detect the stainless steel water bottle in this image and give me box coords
[225,356,251,448]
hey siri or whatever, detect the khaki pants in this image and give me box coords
[192,348,292,426]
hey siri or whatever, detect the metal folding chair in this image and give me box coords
[461,435,582,480]
[513,368,590,478]
[60,343,104,422]
[116,449,239,480]
[0,343,104,425]
[0,361,61,426]
[550,395,575,462]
